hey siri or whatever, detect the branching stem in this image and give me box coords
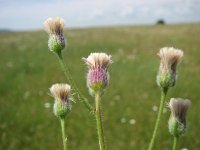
[56,53,94,113]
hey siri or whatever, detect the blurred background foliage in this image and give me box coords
[0,24,200,150]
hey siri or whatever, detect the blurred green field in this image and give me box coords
[0,24,200,150]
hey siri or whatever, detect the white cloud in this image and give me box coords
[119,6,134,17]
[88,8,104,19]
[0,0,199,30]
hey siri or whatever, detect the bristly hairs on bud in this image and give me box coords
[50,83,73,119]
[168,98,191,150]
[168,98,191,138]
[44,17,66,58]
[83,52,112,96]
[157,47,183,90]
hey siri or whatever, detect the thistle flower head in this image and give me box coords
[50,83,72,119]
[44,17,64,35]
[44,17,66,57]
[83,53,112,95]
[168,98,191,137]
[50,83,71,102]
[158,47,183,74]
[157,47,183,89]
[83,53,112,69]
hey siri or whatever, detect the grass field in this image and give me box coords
[0,23,200,150]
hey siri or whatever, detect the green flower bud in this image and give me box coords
[168,116,185,138]
[44,17,66,57]
[156,47,183,89]
[54,99,71,119]
[157,71,176,89]
[48,34,65,54]
[50,83,73,119]
[168,98,191,138]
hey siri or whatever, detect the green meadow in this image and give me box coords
[0,24,200,150]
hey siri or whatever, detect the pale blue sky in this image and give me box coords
[0,0,200,30]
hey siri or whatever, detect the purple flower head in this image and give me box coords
[83,53,112,93]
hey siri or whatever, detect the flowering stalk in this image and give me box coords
[172,130,178,150]
[168,98,191,150]
[61,119,67,150]
[44,17,93,113]
[50,83,73,150]
[83,53,112,150]
[95,91,106,150]
[148,47,183,150]
[148,88,168,150]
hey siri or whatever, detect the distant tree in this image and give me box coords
[156,19,165,25]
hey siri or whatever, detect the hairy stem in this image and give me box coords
[148,88,168,150]
[60,119,67,150]
[56,53,93,112]
[95,91,106,150]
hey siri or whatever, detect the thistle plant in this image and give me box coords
[148,47,184,150]
[168,98,191,150]
[42,16,193,149]
[83,52,112,150]
[50,83,73,150]
[44,17,93,113]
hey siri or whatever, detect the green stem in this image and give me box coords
[95,91,106,150]
[60,119,67,150]
[172,136,178,150]
[56,53,93,112]
[148,88,168,150]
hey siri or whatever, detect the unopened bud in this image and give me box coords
[50,83,72,119]
[44,17,66,57]
[157,47,183,89]
[168,98,191,137]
